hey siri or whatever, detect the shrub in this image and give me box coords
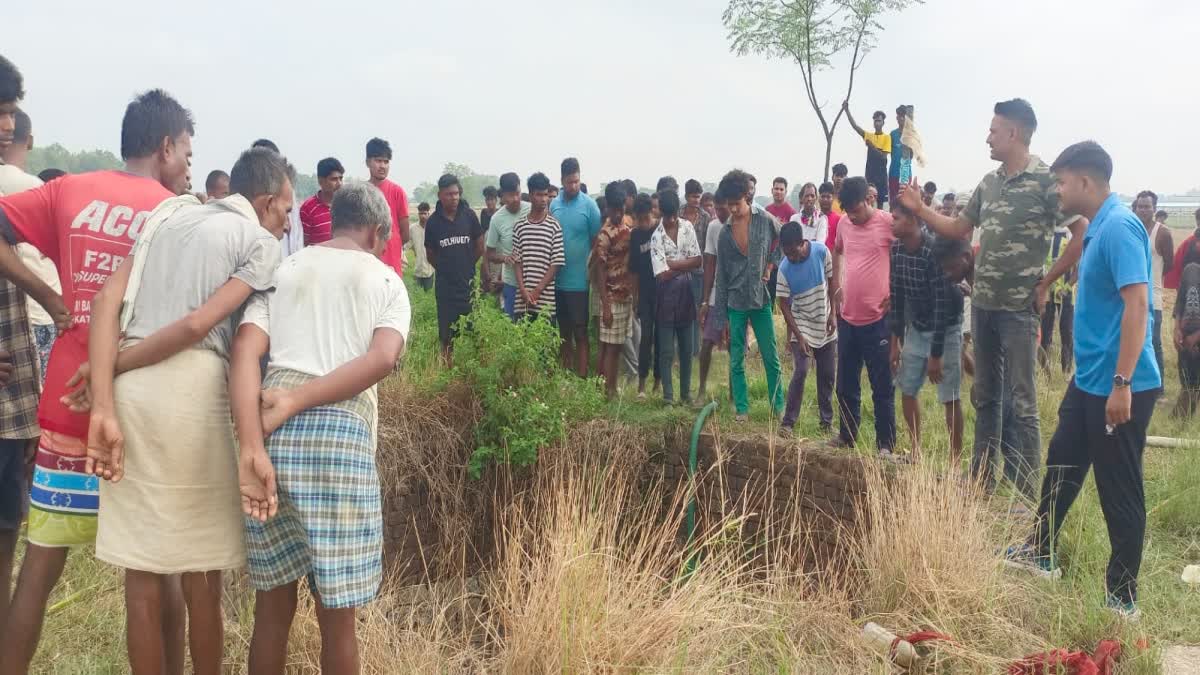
[444,297,604,477]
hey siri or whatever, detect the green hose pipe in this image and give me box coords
[684,401,719,576]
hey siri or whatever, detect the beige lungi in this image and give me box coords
[96,347,246,573]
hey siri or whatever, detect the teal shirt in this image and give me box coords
[485,201,530,287]
[550,191,602,292]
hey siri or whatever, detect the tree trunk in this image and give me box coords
[822,132,834,183]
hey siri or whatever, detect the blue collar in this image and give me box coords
[1084,193,1122,242]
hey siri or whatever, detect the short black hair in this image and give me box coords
[943,192,956,203]
[229,147,295,200]
[872,110,886,120]
[656,176,679,193]
[317,157,344,178]
[251,138,280,153]
[923,181,937,194]
[604,182,626,211]
[366,137,392,160]
[560,157,580,178]
[1050,140,1112,185]
[548,184,559,193]
[747,173,757,185]
[37,168,65,183]
[632,193,653,216]
[773,177,788,189]
[658,189,680,217]
[437,173,460,191]
[994,98,1038,144]
[418,201,431,212]
[0,55,24,104]
[799,182,817,197]
[120,89,195,161]
[527,171,551,192]
[580,183,589,195]
[832,163,848,178]
[499,172,521,195]
[932,235,973,265]
[204,169,228,192]
[621,179,637,197]
[594,195,606,211]
[685,179,703,196]
[1155,209,1169,220]
[483,185,499,200]
[838,176,870,210]
[895,105,909,116]
[818,181,835,195]
[716,169,751,203]
[779,221,804,248]
[1135,190,1158,208]
[12,109,31,144]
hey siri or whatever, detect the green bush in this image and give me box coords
[443,296,604,478]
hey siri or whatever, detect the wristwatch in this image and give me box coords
[1113,374,1132,389]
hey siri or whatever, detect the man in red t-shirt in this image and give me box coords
[765,177,797,224]
[0,88,193,673]
[365,137,410,278]
[298,157,343,247]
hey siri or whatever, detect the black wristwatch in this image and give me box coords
[1113,374,1132,389]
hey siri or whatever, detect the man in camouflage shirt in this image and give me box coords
[899,98,1083,501]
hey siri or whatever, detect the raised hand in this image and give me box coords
[896,178,924,213]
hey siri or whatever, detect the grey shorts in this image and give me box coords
[896,323,963,403]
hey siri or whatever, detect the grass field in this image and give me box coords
[15,261,1200,673]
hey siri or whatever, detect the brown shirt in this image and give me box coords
[595,219,634,303]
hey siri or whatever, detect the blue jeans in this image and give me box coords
[970,306,1041,499]
[502,284,517,319]
[837,318,896,450]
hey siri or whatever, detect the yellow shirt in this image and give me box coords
[832,197,843,214]
[863,132,891,154]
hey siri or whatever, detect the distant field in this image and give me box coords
[1158,205,1197,231]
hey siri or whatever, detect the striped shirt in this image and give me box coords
[298,194,333,247]
[776,243,836,349]
[513,214,565,315]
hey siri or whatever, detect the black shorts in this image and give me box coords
[437,298,472,348]
[0,439,28,531]
[555,289,590,331]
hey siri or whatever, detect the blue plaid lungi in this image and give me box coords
[244,369,382,609]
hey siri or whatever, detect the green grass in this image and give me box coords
[16,256,1200,673]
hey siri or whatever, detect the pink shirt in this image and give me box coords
[834,208,893,327]
[374,179,409,278]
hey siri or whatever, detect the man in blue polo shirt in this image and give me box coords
[1006,141,1160,622]
[551,156,602,377]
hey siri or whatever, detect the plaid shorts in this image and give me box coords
[244,369,382,609]
[599,300,634,345]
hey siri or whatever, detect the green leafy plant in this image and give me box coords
[444,297,604,478]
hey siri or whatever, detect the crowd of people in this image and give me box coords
[0,50,1188,672]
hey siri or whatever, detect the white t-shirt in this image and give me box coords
[705,218,723,304]
[788,210,828,244]
[241,246,411,399]
[650,219,702,277]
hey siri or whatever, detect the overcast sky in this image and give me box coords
[7,0,1198,197]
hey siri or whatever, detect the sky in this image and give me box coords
[7,0,1199,197]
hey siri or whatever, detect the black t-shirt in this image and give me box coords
[629,227,656,298]
[865,146,887,184]
[480,207,496,232]
[425,202,484,306]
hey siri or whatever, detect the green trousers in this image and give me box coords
[728,305,785,416]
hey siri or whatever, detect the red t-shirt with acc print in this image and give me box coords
[0,170,172,438]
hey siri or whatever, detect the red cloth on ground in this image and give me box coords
[1008,639,1121,675]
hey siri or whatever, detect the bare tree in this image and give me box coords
[723,0,921,180]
